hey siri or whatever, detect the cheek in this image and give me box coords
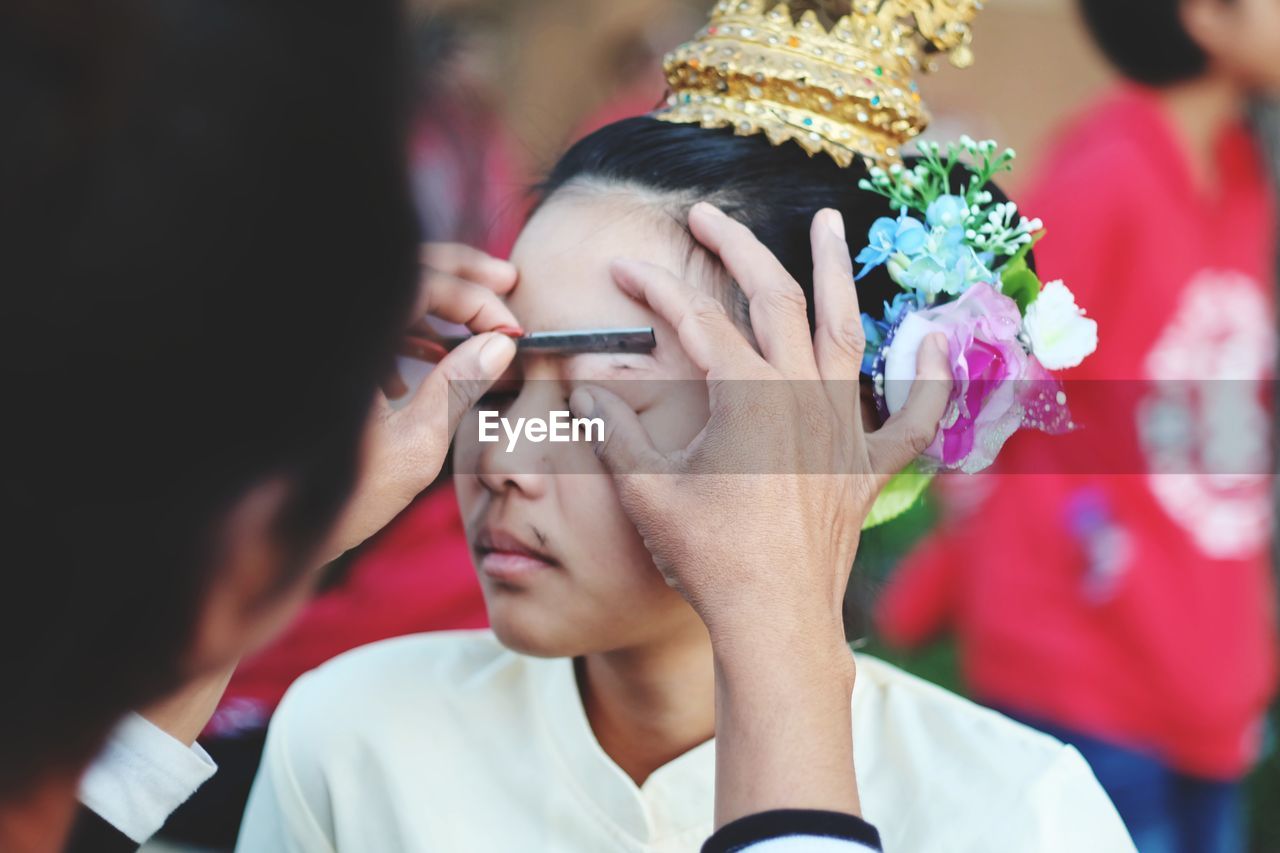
[561,474,641,558]
[452,415,484,511]
[1235,6,1280,73]
[558,476,670,597]
[1261,24,1280,66]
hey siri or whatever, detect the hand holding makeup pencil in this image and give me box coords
[568,203,953,828]
[325,243,521,562]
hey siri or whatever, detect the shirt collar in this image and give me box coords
[532,654,715,846]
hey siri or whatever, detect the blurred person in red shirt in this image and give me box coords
[876,2,1280,851]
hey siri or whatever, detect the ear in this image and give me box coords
[184,478,319,676]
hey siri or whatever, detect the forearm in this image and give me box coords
[141,665,235,747]
[711,620,860,828]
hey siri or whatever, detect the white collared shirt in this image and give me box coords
[236,630,1135,853]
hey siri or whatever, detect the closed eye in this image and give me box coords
[476,378,522,410]
[565,354,657,381]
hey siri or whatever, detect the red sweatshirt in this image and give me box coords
[877,86,1278,778]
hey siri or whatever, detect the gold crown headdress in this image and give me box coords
[656,0,983,166]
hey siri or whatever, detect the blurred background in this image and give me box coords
[399,0,1119,254]
[145,1,1279,850]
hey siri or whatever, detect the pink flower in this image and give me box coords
[882,282,1068,473]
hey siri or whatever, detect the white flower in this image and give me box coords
[1022,280,1098,370]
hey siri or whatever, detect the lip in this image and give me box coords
[473,526,559,583]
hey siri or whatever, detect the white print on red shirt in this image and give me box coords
[1139,270,1274,560]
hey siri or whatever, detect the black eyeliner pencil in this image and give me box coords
[400,327,656,363]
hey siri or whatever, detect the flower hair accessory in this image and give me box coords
[649,2,1094,516]
[856,136,1098,473]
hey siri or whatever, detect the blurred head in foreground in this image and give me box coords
[0,0,419,803]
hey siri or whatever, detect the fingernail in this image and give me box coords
[478,334,516,374]
[928,333,948,357]
[493,324,524,338]
[609,258,642,293]
[569,387,596,419]
[825,209,846,240]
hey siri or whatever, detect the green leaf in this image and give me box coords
[1000,254,1028,278]
[864,463,934,530]
[1001,268,1041,315]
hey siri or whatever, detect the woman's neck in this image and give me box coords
[577,624,715,787]
[1156,73,1246,195]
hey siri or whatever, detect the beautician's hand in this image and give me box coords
[569,203,951,826]
[327,243,519,560]
[572,203,950,653]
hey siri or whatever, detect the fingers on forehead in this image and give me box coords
[612,259,752,372]
[689,205,797,302]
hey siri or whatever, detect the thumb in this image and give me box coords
[409,332,516,440]
[867,332,952,484]
[569,385,668,478]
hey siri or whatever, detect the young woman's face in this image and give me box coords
[452,192,714,657]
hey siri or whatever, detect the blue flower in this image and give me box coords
[855,208,926,280]
[892,225,994,298]
[883,290,920,324]
[858,292,920,376]
[926,194,969,231]
[860,314,884,375]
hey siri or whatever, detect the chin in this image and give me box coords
[486,604,593,659]
[490,622,587,659]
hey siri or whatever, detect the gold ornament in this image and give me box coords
[655,0,983,166]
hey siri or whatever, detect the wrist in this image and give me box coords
[695,545,856,652]
[705,593,851,673]
[712,624,855,692]
[711,627,860,823]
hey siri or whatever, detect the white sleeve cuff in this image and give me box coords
[78,712,218,843]
[740,839,880,853]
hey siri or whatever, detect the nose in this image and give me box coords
[473,377,565,499]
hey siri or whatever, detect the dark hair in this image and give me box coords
[1078,0,1214,86]
[0,0,419,795]
[538,117,902,327]
[537,116,1020,330]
